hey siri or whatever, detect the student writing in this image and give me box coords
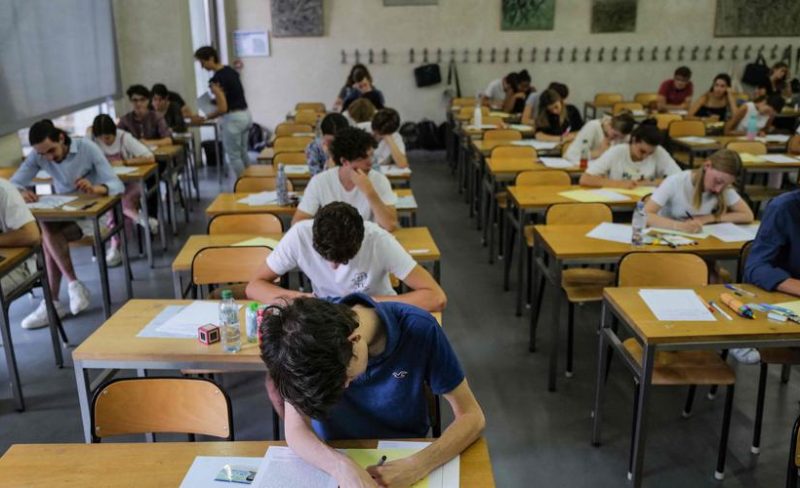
[564,111,635,163]
[533,88,578,143]
[725,94,785,136]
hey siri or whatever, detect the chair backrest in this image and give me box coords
[725,141,768,155]
[736,240,754,282]
[479,116,505,126]
[273,151,307,168]
[192,246,271,287]
[613,102,644,115]
[275,123,313,137]
[295,102,326,113]
[91,377,233,441]
[654,113,683,130]
[235,176,274,192]
[516,170,571,186]
[208,213,283,234]
[294,110,318,125]
[490,145,536,160]
[634,92,659,106]
[274,136,313,154]
[484,129,522,141]
[617,252,708,287]
[452,97,477,107]
[732,92,750,104]
[546,203,612,225]
[594,93,624,107]
[458,106,489,119]
[668,120,706,138]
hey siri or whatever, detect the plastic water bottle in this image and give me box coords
[276,163,289,206]
[631,201,647,246]
[473,94,483,127]
[245,302,259,343]
[219,289,241,353]
[746,112,757,141]
[579,139,590,169]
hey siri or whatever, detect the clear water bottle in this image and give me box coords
[746,112,757,140]
[631,201,647,246]
[245,302,259,343]
[219,289,241,353]
[473,94,483,127]
[276,163,289,205]
[579,139,590,169]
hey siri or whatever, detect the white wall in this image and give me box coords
[229,0,798,129]
[0,134,23,168]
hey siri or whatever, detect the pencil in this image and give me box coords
[709,300,733,320]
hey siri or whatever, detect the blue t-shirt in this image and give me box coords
[312,294,465,440]
[744,191,800,291]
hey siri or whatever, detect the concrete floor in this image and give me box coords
[0,150,797,487]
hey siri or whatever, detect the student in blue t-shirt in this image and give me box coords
[259,294,485,488]
[745,190,800,296]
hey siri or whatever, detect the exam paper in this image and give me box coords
[396,195,418,209]
[381,166,412,176]
[774,301,800,316]
[179,456,261,488]
[466,124,499,130]
[738,153,764,163]
[251,447,336,488]
[112,166,137,175]
[761,154,799,164]
[26,195,77,209]
[603,186,656,198]
[232,237,281,248]
[237,191,278,206]
[764,134,791,143]
[638,289,716,321]
[539,157,576,169]
[586,222,633,244]
[283,165,309,174]
[509,124,534,131]
[677,136,715,145]
[511,140,559,150]
[704,222,759,242]
[377,441,459,488]
[559,189,629,203]
[156,301,238,337]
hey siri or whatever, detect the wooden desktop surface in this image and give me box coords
[0,438,494,488]
[473,139,562,156]
[206,194,299,217]
[29,195,119,219]
[171,234,283,273]
[507,185,638,210]
[486,157,583,177]
[0,248,34,276]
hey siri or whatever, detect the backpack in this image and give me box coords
[416,119,443,150]
[248,123,269,152]
[399,122,419,150]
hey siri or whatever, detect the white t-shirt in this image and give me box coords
[650,170,741,219]
[0,178,34,233]
[266,220,417,298]
[298,167,397,222]
[373,132,406,166]
[735,102,770,133]
[483,78,505,102]
[585,144,680,181]
[565,118,607,163]
[92,129,153,162]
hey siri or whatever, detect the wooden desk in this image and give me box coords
[31,195,132,318]
[671,135,789,167]
[462,124,535,139]
[71,299,443,443]
[472,139,562,157]
[532,223,747,392]
[0,438,495,487]
[591,284,800,487]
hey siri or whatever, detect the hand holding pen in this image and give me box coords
[682,211,703,234]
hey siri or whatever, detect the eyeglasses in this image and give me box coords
[130,97,148,103]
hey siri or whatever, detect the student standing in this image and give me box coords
[371,108,408,168]
[688,74,738,120]
[259,293,483,487]
[117,85,172,147]
[564,112,635,163]
[11,120,124,329]
[724,94,785,135]
[579,121,680,189]
[305,113,349,176]
[657,66,694,111]
[194,45,252,177]
[248,202,445,312]
[533,89,578,142]
[292,127,398,231]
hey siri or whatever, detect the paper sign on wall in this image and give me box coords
[234,30,270,57]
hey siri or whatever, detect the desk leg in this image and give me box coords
[629,344,655,487]
[502,204,515,292]
[433,260,441,283]
[485,178,496,260]
[74,362,92,443]
[173,270,184,299]
[139,176,154,268]
[39,248,65,367]
[116,203,133,300]
[155,171,168,251]
[515,207,526,316]
[93,217,112,319]
[591,304,611,446]
[529,244,545,352]
[0,296,24,411]
[548,264,563,392]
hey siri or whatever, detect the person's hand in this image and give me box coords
[190,115,206,124]
[349,168,374,194]
[677,219,703,234]
[514,92,526,100]
[75,178,102,195]
[20,189,38,203]
[367,456,425,488]
[757,130,767,137]
[334,458,379,488]
[615,180,637,190]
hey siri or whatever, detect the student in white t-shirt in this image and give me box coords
[371,108,407,168]
[644,149,753,233]
[724,95,785,135]
[247,202,446,312]
[91,114,158,267]
[564,112,636,163]
[0,178,45,328]
[579,120,680,189]
[292,126,398,232]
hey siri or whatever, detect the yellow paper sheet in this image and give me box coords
[489,111,510,118]
[559,189,629,203]
[774,301,800,316]
[232,237,280,248]
[647,227,709,239]
[738,153,765,164]
[601,186,657,198]
[345,449,429,488]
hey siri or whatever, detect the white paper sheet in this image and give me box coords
[112,166,137,175]
[466,124,499,130]
[26,195,77,209]
[251,447,337,488]
[381,166,412,176]
[508,124,533,131]
[761,154,799,164]
[283,165,309,174]
[704,222,759,242]
[376,441,459,488]
[396,195,418,209]
[197,92,216,116]
[511,140,559,150]
[35,170,50,179]
[668,109,688,115]
[638,289,716,321]
[179,456,262,488]
[539,157,576,169]
[677,136,716,144]
[155,301,238,337]
[237,191,278,206]
[586,222,633,244]
[764,134,791,143]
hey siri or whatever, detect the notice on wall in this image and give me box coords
[234,30,270,57]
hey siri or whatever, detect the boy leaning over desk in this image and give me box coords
[259,294,485,488]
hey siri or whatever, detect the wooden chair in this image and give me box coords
[615,252,736,481]
[654,113,683,131]
[273,152,307,170]
[633,92,659,107]
[90,377,233,442]
[726,141,779,212]
[612,102,644,115]
[208,213,283,235]
[586,93,624,119]
[191,246,271,299]
[273,136,313,154]
[484,129,522,141]
[293,110,318,126]
[539,203,615,377]
[295,102,326,113]
[668,120,706,166]
[491,145,536,160]
[726,141,768,156]
[233,176,293,193]
[275,123,313,137]
[451,97,478,107]
[476,116,504,127]
[457,106,489,121]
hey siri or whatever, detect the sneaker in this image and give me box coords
[730,347,760,364]
[67,281,91,315]
[137,214,159,236]
[106,247,122,268]
[21,300,68,330]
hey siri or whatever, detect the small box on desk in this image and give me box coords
[198,324,220,345]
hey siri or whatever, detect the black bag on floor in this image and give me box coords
[248,123,269,152]
[399,122,419,149]
[202,140,224,166]
[416,119,443,150]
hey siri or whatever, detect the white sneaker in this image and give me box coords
[137,214,159,235]
[730,347,760,364]
[21,300,68,330]
[106,247,122,268]
[67,281,91,315]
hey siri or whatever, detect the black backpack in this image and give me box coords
[416,119,444,150]
[248,123,269,152]
[399,122,419,149]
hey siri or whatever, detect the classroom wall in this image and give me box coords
[229,0,798,130]
[0,134,23,168]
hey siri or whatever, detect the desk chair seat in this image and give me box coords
[623,339,736,386]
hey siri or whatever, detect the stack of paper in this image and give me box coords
[539,157,576,169]
[283,165,310,174]
[764,134,791,143]
[155,301,236,337]
[677,136,716,145]
[704,222,759,242]
[238,191,278,206]
[232,237,280,248]
[179,456,261,488]
[638,289,716,321]
[26,195,77,209]
[381,166,412,176]
[586,222,632,244]
[511,140,559,150]
[559,189,629,202]
[396,195,418,209]
[761,154,799,164]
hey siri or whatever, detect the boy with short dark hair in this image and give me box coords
[657,66,694,111]
[305,113,349,176]
[371,108,408,168]
[118,85,172,147]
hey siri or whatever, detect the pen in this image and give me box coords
[377,455,387,467]
[709,300,733,320]
[77,201,97,211]
[724,283,756,297]
[698,295,714,313]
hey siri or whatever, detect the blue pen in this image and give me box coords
[724,283,756,297]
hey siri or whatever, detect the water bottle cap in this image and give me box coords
[221,289,233,299]
[248,302,260,311]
